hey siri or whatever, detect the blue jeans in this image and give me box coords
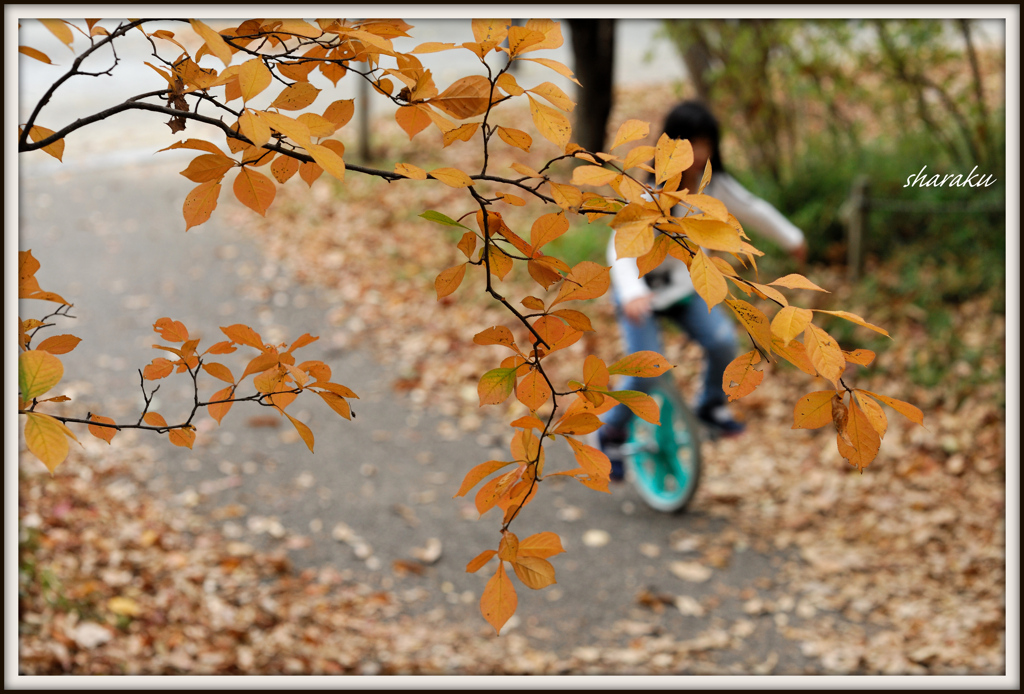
[603,294,737,431]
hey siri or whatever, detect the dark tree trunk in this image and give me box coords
[568,19,616,154]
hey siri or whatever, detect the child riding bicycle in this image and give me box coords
[599,101,807,480]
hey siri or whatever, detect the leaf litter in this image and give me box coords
[19,83,1006,675]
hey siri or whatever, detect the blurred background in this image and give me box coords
[16,15,1011,676]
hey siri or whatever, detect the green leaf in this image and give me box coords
[419,210,471,229]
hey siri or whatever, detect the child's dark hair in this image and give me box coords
[663,100,726,175]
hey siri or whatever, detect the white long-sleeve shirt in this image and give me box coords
[608,173,805,310]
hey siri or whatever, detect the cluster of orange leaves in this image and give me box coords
[18,17,923,635]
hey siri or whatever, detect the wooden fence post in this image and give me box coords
[846,175,869,282]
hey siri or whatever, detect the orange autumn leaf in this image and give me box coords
[836,401,881,471]
[233,167,276,215]
[515,367,551,412]
[87,414,118,444]
[527,95,571,151]
[430,167,474,188]
[183,181,221,231]
[208,385,235,424]
[168,427,196,449]
[512,555,556,590]
[480,562,517,635]
[792,390,836,430]
[35,334,81,355]
[23,412,75,474]
[435,263,467,299]
[803,323,845,388]
[723,350,764,402]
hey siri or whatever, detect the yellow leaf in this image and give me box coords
[236,58,272,102]
[622,144,655,170]
[297,113,338,138]
[323,99,355,129]
[518,532,566,559]
[747,281,789,307]
[529,212,569,252]
[480,562,518,635]
[723,350,764,402]
[606,390,660,425]
[237,110,271,148]
[466,549,498,572]
[456,460,515,498]
[815,310,891,338]
[428,75,492,119]
[771,306,813,347]
[430,167,473,188]
[19,45,53,64]
[792,390,836,429]
[527,95,571,151]
[520,57,581,86]
[233,168,276,216]
[24,412,72,474]
[107,596,143,617]
[190,19,233,67]
[478,367,516,406]
[442,122,480,147]
[688,249,728,310]
[496,126,532,152]
[511,162,544,179]
[654,133,694,185]
[27,125,65,162]
[611,204,659,259]
[527,82,574,112]
[836,402,881,471]
[803,324,845,388]
[726,300,774,355]
[507,26,546,56]
[564,436,612,480]
[39,18,74,47]
[679,193,729,222]
[854,391,888,438]
[843,349,876,366]
[607,351,673,378]
[571,165,618,188]
[551,261,610,306]
[19,350,63,400]
[411,41,457,54]
[858,390,925,427]
[282,410,315,452]
[495,72,524,96]
[675,217,742,253]
[271,82,322,111]
[499,193,526,206]
[271,155,299,183]
[395,162,427,180]
[769,274,829,292]
[513,556,556,589]
[547,182,582,212]
[611,119,650,150]
[316,390,351,420]
[472,18,511,45]
[498,531,520,562]
[637,234,671,278]
[258,111,312,147]
[307,143,345,181]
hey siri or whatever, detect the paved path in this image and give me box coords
[18,158,834,673]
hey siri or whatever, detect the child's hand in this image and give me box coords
[624,295,653,324]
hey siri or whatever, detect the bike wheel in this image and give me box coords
[623,377,702,513]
